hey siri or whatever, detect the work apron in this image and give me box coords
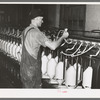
[20,27,42,88]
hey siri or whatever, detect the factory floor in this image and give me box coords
[0,77,14,88]
[0,68,15,88]
[0,78,83,89]
[0,74,83,89]
[0,66,83,89]
[0,67,56,88]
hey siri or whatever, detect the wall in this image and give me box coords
[85,5,100,31]
[48,5,60,27]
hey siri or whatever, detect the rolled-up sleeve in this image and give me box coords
[36,31,51,47]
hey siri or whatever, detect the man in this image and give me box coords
[20,9,69,88]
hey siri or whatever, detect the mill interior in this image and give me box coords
[0,4,100,89]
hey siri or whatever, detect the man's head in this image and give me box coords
[29,9,44,27]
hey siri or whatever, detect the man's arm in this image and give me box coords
[45,29,69,50]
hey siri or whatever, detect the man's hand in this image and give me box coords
[62,28,69,39]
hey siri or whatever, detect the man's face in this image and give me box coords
[36,16,43,27]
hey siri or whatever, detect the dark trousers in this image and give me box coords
[20,62,42,88]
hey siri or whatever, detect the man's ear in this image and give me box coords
[34,17,38,20]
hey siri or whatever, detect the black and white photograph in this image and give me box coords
[0,2,100,98]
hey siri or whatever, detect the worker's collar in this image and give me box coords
[30,24,39,30]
